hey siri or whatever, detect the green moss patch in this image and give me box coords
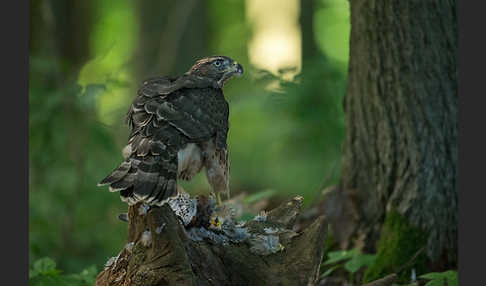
[362,211,428,283]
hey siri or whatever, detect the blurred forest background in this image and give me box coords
[29,0,350,275]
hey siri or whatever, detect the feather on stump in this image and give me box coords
[95,195,328,286]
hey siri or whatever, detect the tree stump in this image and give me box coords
[94,195,328,286]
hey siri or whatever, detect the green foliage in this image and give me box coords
[321,248,377,279]
[320,264,342,278]
[243,189,277,205]
[217,55,346,208]
[324,248,360,266]
[77,0,136,126]
[30,0,349,274]
[320,245,456,286]
[29,257,97,286]
[363,211,428,284]
[420,270,458,286]
[29,56,127,272]
[314,0,351,64]
[344,253,377,273]
[30,257,60,278]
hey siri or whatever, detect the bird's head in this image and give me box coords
[187,56,243,88]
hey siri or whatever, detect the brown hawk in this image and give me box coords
[98,56,243,206]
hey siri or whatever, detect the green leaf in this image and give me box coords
[29,258,66,286]
[29,269,39,279]
[324,248,360,265]
[344,254,377,273]
[30,275,65,286]
[33,257,58,274]
[30,259,98,286]
[420,270,458,286]
[423,280,445,286]
[320,264,342,278]
[68,265,98,285]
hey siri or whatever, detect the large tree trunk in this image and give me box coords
[94,196,328,286]
[339,0,457,282]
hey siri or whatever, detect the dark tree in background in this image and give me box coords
[30,0,96,267]
[29,0,126,272]
[30,0,94,74]
[340,0,457,281]
[134,0,207,82]
[29,0,458,283]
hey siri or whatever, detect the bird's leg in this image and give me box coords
[203,142,228,207]
[216,192,223,206]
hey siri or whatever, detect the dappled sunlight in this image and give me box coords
[29,0,457,283]
[30,0,350,274]
[78,0,137,126]
[246,0,301,80]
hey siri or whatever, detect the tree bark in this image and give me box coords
[94,196,328,286]
[30,0,94,76]
[133,0,207,82]
[340,0,457,273]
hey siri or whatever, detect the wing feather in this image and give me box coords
[100,73,229,206]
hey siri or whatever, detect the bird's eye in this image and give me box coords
[213,60,222,67]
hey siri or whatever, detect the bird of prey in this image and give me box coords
[98,56,243,207]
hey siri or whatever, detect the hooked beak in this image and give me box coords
[232,61,243,77]
[216,60,244,88]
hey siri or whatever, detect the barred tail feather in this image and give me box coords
[97,160,131,187]
[98,155,178,206]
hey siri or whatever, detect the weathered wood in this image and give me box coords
[95,196,328,286]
